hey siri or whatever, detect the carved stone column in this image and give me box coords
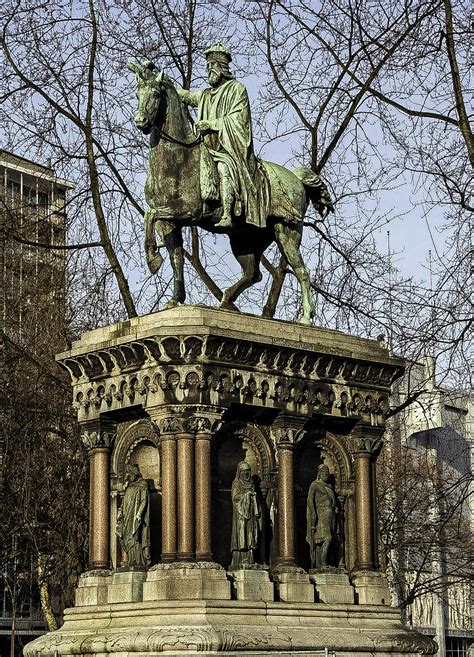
[81,422,115,571]
[349,426,383,571]
[159,424,178,563]
[176,428,195,561]
[271,422,314,603]
[274,429,298,567]
[193,417,213,561]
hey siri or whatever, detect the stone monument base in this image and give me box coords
[227,566,274,601]
[144,562,231,601]
[309,569,354,604]
[24,599,437,657]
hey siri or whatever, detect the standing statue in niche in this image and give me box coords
[306,463,338,570]
[230,461,262,567]
[116,464,151,569]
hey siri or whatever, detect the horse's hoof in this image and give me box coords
[163,300,178,310]
[298,315,313,326]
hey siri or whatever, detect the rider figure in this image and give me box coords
[178,43,266,229]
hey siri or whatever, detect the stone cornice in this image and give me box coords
[57,308,404,428]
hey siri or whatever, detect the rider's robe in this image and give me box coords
[178,80,269,228]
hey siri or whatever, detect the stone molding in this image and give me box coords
[59,319,402,427]
[23,599,438,656]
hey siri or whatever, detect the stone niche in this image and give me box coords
[24,306,437,657]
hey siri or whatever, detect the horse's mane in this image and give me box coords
[159,74,195,142]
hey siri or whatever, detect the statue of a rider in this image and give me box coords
[177,43,267,229]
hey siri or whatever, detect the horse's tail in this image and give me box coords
[293,166,334,218]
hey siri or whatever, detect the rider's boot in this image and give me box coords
[214,170,233,229]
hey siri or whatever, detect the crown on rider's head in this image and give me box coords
[205,42,232,64]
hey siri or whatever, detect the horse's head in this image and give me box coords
[127,61,164,134]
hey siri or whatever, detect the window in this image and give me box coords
[446,637,472,657]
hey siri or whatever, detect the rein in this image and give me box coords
[159,129,202,148]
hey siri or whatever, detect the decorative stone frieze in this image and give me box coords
[58,308,402,426]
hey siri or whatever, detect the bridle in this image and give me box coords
[151,81,202,149]
[159,129,202,148]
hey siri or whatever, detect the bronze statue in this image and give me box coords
[230,461,262,567]
[116,464,151,569]
[128,44,334,325]
[306,463,337,570]
[178,43,265,230]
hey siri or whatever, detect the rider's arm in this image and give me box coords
[177,88,203,107]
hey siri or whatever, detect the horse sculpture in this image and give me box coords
[128,61,334,324]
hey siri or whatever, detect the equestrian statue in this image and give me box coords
[128,43,334,324]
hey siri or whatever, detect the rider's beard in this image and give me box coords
[208,70,222,87]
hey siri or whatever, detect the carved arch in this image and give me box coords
[312,431,354,491]
[211,420,275,483]
[111,418,160,489]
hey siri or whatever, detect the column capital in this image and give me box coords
[149,404,225,436]
[348,424,384,456]
[271,413,306,448]
[80,418,116,451]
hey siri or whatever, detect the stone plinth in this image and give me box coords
[352,570,391,605]
[75,571,112,607]
[24,599,437,657]
[143,562,231,601]
[273,567,314,603]
[107,570,147,604]
[38,307,433,657]
[309,570,354,604]
[228,567,274,601]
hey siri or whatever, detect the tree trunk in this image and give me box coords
[36,555,58,632]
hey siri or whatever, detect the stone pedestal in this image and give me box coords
[228,567,274,601]
[75,571,112,607]
[273,567,314,603]
[352,570,391,605]
[38,307,435,657]
[24,599,438,657]
[107,569,147,604]
[143,563,231,601]
[309,570,354,604]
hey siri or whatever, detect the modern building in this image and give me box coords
[385,357,473,657]
[0,150,74,655]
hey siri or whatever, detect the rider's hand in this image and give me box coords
[195,120,213,134]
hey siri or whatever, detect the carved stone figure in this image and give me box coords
[230,461,262,567]
[306,463,337,569]
[128,48,334,324]
[116,464,151,569]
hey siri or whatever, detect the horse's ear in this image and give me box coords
[127,61,142,76]
[155,70,164,84]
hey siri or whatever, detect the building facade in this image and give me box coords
[0,150,74,654]
[385,358,473,657]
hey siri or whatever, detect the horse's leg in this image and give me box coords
[145,209,164,274]
[274,222,315,325]
[157,222,185,309]
[221,238,263,310]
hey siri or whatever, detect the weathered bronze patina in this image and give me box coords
[116,464,151,569]
[128,45,334,325]
[306,463,338,569]
[230,461,262,567]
